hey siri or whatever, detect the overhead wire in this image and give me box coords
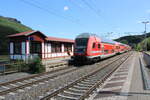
[68,0,83,9]
[19,0,85,26]
[81,0,101,17]
[31,0,81,23]
[88,0,101,15]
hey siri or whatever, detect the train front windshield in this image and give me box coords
[75,38,88,46]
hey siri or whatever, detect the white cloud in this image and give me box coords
[137,20,142,24]
[64,6,69,11]
[115,28,121,31]
[146,9,150,14]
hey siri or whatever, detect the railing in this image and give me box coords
[0,54,39,75]
[0,62,27,75]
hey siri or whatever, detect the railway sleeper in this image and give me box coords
[75,84,92,88]
[55,96,72,100]
[17,82,25,85]
[57,92,79,100]
[23,80,31,83]
[77,83,93,87]
[73,85,89,90]
[81,81,95,85]
[59,91,80,98]
[86,78,99,82]
[66,88,85,94]
[10,84,18,87]
[64,90,83,96]
[69,87,87,92]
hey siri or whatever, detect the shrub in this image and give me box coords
[29,57,45,74]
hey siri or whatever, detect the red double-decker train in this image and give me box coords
[73,33,131,63]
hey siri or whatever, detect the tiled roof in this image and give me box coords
[46,36,74,43]
[7,30,35,37]
[8,30,74,43]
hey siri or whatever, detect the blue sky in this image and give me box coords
[1,0,150,39]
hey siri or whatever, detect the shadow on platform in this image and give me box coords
[96,90,150,98]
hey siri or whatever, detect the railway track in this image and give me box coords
[0,52,130,99]
[0,65,77,96]
[0,62,68,86]
[40,52,132,100]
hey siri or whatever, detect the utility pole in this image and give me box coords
[142,21,149,51]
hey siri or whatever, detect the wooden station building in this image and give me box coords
[8,30,74,61]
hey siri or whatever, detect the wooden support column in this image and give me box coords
[72,44,74,52]
[26,40,30,60]
[62,44,64,52]
[21,42,26,60]
[10,42,14,59]
[42,42,45,59]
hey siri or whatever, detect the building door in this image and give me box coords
[30,41,42,58]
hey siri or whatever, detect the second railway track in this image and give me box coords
[40,52,132,100]
[0,65,77,96]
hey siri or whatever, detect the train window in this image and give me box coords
[111,49,114,53]
[104,50,108,54]
[92,43,96,48]
[75,38,88,46]
[116,46,120,49]
[98,44,101,48]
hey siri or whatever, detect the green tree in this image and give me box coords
[136,43,142,51]
[120,40,128,44]
[137,37,150,51]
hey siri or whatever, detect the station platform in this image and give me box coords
[42,56,71,71]
[89,52,150,100]
[42,56,71,64]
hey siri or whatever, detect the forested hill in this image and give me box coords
[114,33,150,49]
[0,16,32,54]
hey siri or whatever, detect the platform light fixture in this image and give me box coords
[142,21,149,51]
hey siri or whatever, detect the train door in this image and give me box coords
[101,43,104,55]
[92,42,101,55]
[92,42,96,53]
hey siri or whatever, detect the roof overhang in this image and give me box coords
[7,30,47,38]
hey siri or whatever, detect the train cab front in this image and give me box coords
[73,47,88,61]
[73,35,89,63]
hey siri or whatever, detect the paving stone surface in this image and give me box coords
[127,53,150,100]
[88,52,140,100]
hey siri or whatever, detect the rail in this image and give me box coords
[40,52,131,100]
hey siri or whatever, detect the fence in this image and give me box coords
[0,61,28,75]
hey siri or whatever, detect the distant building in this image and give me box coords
[8,30,74,61]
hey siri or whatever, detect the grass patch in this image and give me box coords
[0,55,9,62]
[0,16,32,54]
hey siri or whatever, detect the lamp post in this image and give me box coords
[142,21,149,51]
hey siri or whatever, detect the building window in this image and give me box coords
[51,42,61,53]
[64,43,72,52]
[30,41,41,54]
[14,42,21,54]
[51,43,55,53]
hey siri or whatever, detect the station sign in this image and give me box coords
[27,37,34,41]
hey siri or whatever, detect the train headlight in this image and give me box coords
[83,48,86,52]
